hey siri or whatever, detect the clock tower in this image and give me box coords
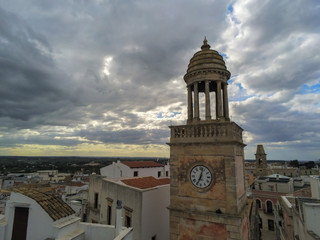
[169,38,249,240]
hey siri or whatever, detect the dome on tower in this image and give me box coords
[184,38,230,83]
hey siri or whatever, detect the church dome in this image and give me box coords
[184,38,230,82]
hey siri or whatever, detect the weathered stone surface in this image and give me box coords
[169,39,248,240]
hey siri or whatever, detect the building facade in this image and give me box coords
[276,196,320,240]
[100,160,169,179]
[88,174,170,240]
[0,188,132,240]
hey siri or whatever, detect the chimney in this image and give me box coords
[115,200,123,237]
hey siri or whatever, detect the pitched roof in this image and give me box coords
[68,182,86,187]
[121,176,170,189]
[121,161,164,168]
[256,144,266,155]
[14,188,75,221]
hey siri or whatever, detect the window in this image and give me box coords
[107,205,112,225]
[266,200,273,213]
[256,199,261,208]
[124,206,133,228]
[94,193,99,209]
[126,215,131,228]
[259,183,262,190]
[166,171,169,177]
[152,235,156,240]
[106,198,113,225]
[268,219,274,231]
[134,171,138,177]
[158,171,161,177]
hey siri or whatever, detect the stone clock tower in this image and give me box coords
[168,38,249,240]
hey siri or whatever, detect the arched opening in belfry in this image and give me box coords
[199,91,205,120]
[210,91,216,119]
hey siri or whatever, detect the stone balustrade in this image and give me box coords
[169,122,243,144]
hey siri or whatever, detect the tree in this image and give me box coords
[305,161,315,169]
[289,160,299,168]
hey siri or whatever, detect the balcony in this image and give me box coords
[169,122,244,144]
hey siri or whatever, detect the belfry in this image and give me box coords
[186,37,230,123]
[169,38,249,240]
[255,144,268,176]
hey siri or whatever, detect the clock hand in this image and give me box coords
[196,169,204,184]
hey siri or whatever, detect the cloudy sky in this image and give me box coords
[0,0,319,160]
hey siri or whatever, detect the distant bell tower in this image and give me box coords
[168,38,249,240]
[255,144,268,176]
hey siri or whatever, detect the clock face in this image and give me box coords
[190,165,212,189]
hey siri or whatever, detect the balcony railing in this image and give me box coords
[169,122,243,144]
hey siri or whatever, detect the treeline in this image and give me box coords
[289,160,318,169]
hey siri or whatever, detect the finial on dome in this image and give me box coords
[201,36,210,50]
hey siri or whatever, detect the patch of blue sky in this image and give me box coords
[227,3,234,14]
[171,112,181,117]
[229,94,254,102]
[219,52,228,61]
[229,82,253,101]
[233,81,244,90]
[229,75,238,80]
[156,113,163,119]
[227,1,240,24]
[156,112,181,119]
[299,83,320,94]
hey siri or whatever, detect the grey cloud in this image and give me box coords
[1,0,319,160]
[0,7,77,123]
[231,98,320,155]
[80,128,169,145]
[224,0,320,93]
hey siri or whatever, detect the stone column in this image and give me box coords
[194,82,200,120]
[205,80,211,120]
[223,83,230,120]
[216,81,222,118]
[187,85,193,123]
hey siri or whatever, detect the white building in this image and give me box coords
[276,196,320,240]
[35,170,71,182]
[310,176,320,199]
[0,188,132,240]
[100,160,169,179]
[88,174,170,240]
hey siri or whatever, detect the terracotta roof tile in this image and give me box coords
[121,176,170,189]
[14,188,75,221]
[68,182,86,187]
[122,161,164,168]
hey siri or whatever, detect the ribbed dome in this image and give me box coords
[184,38,230,81]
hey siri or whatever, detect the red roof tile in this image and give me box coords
[68,182,86,187]
[121,177,170,189]
[122,161,164,168]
